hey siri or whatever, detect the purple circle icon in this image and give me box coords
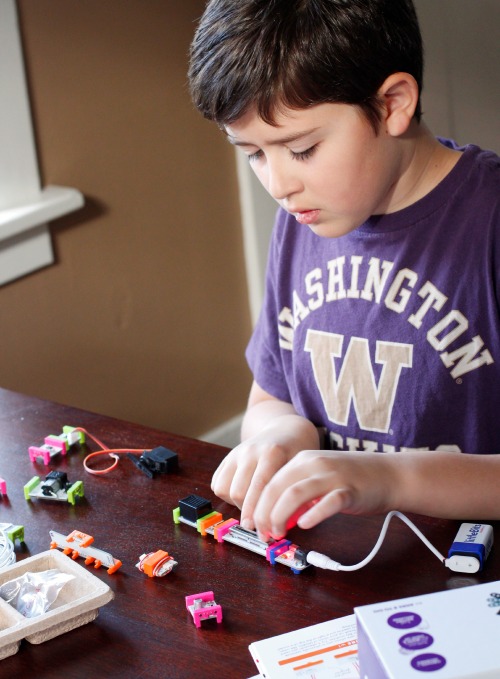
[399,632,434,651]
[411,653,447,672]
[387,611,422,629]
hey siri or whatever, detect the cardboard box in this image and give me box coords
[0,549,113,660]
[355,580,500,678]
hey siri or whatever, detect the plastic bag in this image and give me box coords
[0,569,75,618]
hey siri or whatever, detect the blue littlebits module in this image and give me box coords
[448,523,494,571]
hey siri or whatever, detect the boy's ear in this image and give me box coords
[378,72,419,137]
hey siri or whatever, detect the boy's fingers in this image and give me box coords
[239,494,259,531]
[240,472,272,530]
[211,457,240,505]
[253,481,287,539]
[296,489,352,529]
[240,454,289,532]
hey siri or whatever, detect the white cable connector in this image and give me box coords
[306,551,343,570]
[307,510,456,572]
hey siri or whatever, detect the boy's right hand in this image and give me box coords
[211,413,320,531]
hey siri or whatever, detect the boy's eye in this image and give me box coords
[247,149,263,162]
[290,145,317,161]
[246,144,317,163]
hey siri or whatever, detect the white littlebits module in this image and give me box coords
[446,522,493,573]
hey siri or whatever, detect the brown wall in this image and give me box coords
[1,1,253,437]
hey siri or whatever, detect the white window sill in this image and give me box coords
[0,185,84,286]
[0,2,85,287]
[0,185,83,242]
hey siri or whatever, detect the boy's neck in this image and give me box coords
[390,122,462,212]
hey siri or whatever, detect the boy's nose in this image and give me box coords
[267,162,300,201]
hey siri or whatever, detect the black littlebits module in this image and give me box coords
[178,495,213,523]
[128,446,179,478]
[41,471,70,496]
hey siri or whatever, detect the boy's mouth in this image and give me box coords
[294,209,320,225]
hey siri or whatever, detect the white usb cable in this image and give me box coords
[306,511,486,573]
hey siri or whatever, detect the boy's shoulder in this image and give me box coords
[439,138,500,177]
[455,142,500,207]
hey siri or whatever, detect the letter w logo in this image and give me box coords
[305,330,413,433]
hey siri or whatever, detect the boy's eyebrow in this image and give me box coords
[225,127,320,147]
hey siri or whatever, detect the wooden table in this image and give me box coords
[0,388,498,678]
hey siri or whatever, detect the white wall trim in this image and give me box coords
[200,412,244,449]
[0,1,83,286]
[235,151,277,326]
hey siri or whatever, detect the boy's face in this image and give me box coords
[225,102,406,238]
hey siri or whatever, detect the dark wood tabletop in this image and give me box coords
[0,387,498,679]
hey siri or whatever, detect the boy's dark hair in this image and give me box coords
[189,0,423,130]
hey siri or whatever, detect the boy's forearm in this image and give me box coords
[391,451,500,520]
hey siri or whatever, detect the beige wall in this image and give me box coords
[416,0,500,153]
[0,1,253,437]
[6,1,499,441]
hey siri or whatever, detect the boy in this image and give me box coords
[189,0,500,541]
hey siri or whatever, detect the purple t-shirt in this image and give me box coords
[246,143,500,453]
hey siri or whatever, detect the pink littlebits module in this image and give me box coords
[284,498,320,532]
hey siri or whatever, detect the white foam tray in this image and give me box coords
[0,549,114,659]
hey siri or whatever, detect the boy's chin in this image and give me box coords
[305,218,361,239]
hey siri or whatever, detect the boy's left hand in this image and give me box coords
[252,449,398,541]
